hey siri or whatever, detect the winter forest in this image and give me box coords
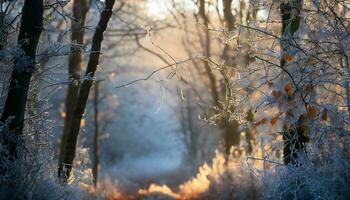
[0,0,349,199]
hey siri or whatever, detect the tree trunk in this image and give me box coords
[0,0,43,158]
[222,0,235,62]
[0,7,8,50]
[58,0,89,173]
[221,0,241,156]
[92,81,99,189]
[58,0,116,182]
[199,0,219,106]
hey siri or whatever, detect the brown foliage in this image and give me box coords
[284,83,293,97]
[307,105,317,119]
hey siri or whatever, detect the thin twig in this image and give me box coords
[114,57,198,89]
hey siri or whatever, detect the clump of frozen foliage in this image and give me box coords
[233,0,350,199]
[0,78,93,200]
[263,123,350,200]
[0,32,92,200]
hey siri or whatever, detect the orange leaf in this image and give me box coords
[284,83,293,96]
[270,116,279,126]
[307,105,317,119]
[284,54,294,62]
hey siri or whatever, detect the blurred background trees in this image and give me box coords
[0,0,349,199]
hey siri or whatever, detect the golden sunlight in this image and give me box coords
[146,0,169,18]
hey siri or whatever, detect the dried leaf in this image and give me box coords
[307,105,317,119]
[270,116,279,126]
[284,54,294,62]
[284,83,293,97]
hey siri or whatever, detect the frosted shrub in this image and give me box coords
[263,124,350,200]
[0,121,95,200]
[0,78,93,199]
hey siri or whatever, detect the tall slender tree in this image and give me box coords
[222,0,235,61]
[0,0,43,158]
[198,0,219,106]
[221,0,241,156]
[58,0,119,182]
[92,80,100,189]
[222,0,257,156]
[58,0,89,172]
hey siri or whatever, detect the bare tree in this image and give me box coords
[58,0,121,183]
[0,0,43,158]
[198,0,219,106]
[92,80,100,189]
[221,0,241,156]
[58,0,89,174]
[221,0,257,156]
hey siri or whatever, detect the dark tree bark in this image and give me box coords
[92,81,99,189]
[58,0,89,172]
[198,0,241,157]
[223,0,235,31]
[222,0,235,61]
[279,0,307,165]
[0,0,43,157]
[180,89,200,173]
[58,0,117,182]
[221,0,241,156]
[0,8,8,50]
[198,0,219,106]
[221,0,257,156]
